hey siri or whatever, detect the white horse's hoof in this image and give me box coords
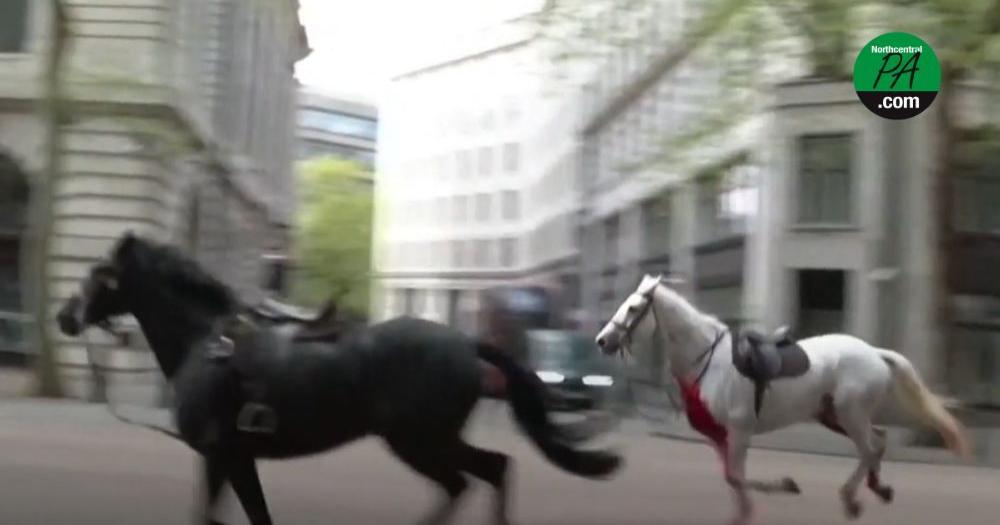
[873,485,894,504]
[843,500,863,520]
[781,477,801,494]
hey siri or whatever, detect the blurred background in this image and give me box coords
[1,1,1000,523]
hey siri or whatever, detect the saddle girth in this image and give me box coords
[206,315,279,435]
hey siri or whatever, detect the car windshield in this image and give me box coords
[526,330,596,371]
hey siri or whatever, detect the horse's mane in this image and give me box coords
[118,236,238,317]
[655,283,728,333]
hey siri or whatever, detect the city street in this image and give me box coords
[0,400,997,524]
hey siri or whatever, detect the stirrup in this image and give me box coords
[237,402,278,434]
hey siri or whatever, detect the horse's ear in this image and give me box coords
[638,274,661,295]
[663,274,685,286]
[112,230,137,263]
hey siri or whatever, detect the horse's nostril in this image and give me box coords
[597,337,606,348]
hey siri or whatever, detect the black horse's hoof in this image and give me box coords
[781,477,801,494]
[874,485,895,504]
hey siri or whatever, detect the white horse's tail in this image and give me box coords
[878,349,972,460]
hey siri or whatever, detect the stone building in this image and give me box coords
[0,0,307,396]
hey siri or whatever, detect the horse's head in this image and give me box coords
[594,274,693,356]
[57,231,236,338]
[56,233,139,336]
[595,274,664,356]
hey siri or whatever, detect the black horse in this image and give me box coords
[56,233,621,525]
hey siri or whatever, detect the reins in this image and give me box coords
[84,327,184,442]
[689,329,728,387]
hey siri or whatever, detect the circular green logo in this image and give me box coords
[853,32,940,119]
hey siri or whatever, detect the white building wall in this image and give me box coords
[374,12,586,326]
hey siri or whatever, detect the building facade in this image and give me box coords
[372,14,584,333]
[575,0,768,391]
[297,88,377,169]
[574,1,1000,404]
[0,0,307,395]
[749,79,1000,404]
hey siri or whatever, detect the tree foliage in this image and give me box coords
[292,158,373,317]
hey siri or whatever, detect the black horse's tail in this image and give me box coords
[475,342,622,479]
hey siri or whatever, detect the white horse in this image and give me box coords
[595,275,970,524]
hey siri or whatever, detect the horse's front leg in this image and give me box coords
[722,433,754,525]
[723,431,802,525]
[228,453,273,525]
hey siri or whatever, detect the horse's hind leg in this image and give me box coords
[387,435,469,525]
[819,394,894,505]
[866,427,894,503]
[835,399,882,520]
[457,441,511,525]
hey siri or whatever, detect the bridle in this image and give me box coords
[611,282,727,387]
[610,286,658,357]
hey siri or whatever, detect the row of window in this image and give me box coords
[387,237,519,269]
[300,109,378,141]
[396,143,521,181]
[587,0,696,114]
[601,170,758,269]
[394,190,521,226]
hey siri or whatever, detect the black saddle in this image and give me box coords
[245,297,343,343]
[732,326,810,417]
[207,299,346,435]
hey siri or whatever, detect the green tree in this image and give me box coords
[292,158,374,317]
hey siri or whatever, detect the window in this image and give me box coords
[797,269,846,337]
[604,215,619,269]
[299,109,377,140]
[474,193,492,222]
[798,134,853,225]
[457,150,474,178]
[956,176,1000,233]
[451,240,466,268]
[480,110,495,131]
[401,289,416,315]
[504,97,520,124]
[435,197,448,224]
[478,147,493,176]
[0,0,29,53]
[473,239,491,266]
[642,192,671,257]
[502,143,520,173]
[954,143,1000,233]
[452,195,468,222]
[501,190,520,221]
[499,237,517,267]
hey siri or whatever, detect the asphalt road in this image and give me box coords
[0,400,997,524]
